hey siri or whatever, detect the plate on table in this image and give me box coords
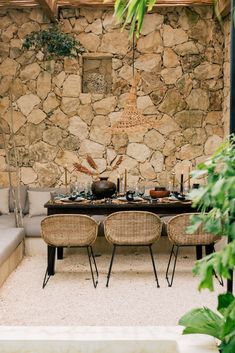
[60,196,85,202]
[168,195,191,202]
[117,196,143,202]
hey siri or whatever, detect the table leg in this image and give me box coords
[196,245,203,260]
[57,247,64,260]
[205,244,214,255]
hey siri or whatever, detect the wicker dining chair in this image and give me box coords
[41,214,99,288]
[165,213,222,287]
[104,211,162,287]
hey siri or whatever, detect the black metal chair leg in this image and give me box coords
[42,267,50,289]
[90,246,99,278]
[213,271,224,286]
[106,244,116,287]
[48,246,56,276]
[205,245,223,286]
[165,245,174,281]
[149,245,160,287]
[86,246,98,288]
[166,245,179,287]
[43,246,56,289]
[211,245,224,286]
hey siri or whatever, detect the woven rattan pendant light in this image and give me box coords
[110,35,157,134]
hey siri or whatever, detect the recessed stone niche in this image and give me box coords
[82,56,112,94]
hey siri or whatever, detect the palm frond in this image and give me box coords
[114,0,158,37]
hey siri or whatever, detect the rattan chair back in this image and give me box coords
[167,213,220,246]
[41,214,98,247]
[104,211,162,245]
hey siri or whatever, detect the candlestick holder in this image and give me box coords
[180,173,184,194]
[64,166,69,196]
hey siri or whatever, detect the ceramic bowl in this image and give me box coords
[149,189,170,199]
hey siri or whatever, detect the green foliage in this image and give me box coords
[193,241,235,291]
[180,136,235,353]
[179,293,235,352]
[22,25,85,59]
[186,135,235,291]
[114,0,222,37]
[188,136,235,240]
[179,307,223,340]
[114,0,156,37]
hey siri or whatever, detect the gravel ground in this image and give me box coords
[0,251,224,326]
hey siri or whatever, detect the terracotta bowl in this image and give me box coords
[149,189,170,199]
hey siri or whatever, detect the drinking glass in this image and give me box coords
[78,182,85,196]
[85,182,92,198]
[50,191,58,203]
[70,183,79,198]
[128,182,137,194]
[137,184,145,197]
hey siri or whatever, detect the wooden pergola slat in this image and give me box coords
[0,0,214,9]
[36,0,58,21]
[58,0,212,7]
[0,0,39,7]
[5,0,232,20]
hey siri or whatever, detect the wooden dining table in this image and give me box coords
[45,198,193,217]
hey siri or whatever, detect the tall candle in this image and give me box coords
[65,165,68,194]
[188,166,191,191]
[124,169,127,193]
[117,175,120,193]
[180,172,184,194]
[172,172,175,191]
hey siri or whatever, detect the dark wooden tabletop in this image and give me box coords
[45,199,193,216]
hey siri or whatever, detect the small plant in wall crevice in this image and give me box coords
[22,24,85,60]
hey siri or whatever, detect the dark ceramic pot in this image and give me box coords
[91,177,116,199]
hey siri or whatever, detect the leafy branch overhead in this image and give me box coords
[114,0,223,38]
[114,0,156,37]
[22,25,85,59]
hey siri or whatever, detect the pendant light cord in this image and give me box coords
[132,32,135,78]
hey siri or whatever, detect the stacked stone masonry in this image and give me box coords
[0,6,226,188]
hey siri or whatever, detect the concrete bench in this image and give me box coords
[0,228,25,287]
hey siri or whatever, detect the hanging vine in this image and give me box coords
[22,25,85,59]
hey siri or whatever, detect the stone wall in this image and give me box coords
[0,6,225,188]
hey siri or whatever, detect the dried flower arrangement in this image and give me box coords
[73,154,123,177]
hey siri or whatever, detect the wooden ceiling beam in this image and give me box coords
[36,0,58,21]
[0,1,39,7]
[0,0,214,10]
[57,0,212,7]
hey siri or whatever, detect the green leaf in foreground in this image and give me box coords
[179,295,235,353]
[179,307,223,340]
[218,293,235,315]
